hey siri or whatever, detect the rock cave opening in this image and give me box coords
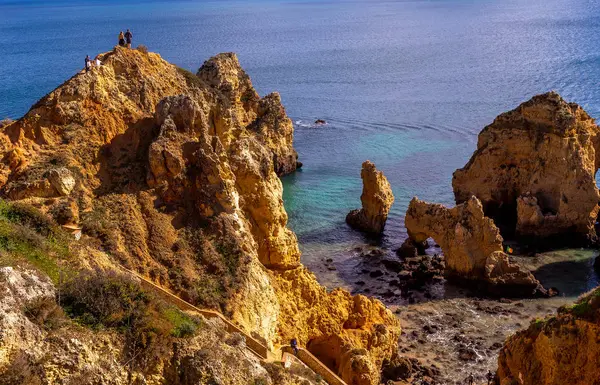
[306,335,343,374]
[482,200,518,239]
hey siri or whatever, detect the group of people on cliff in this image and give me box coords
[84,55,101,73]
[83,29,134,73]
[118,29,133,48]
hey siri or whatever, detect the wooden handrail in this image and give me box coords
[282,347,348,385]
[121,268,348,385]
[122,268,269,359]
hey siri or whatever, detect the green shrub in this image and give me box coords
[61,270,202,341]
[61,271,150,329]
[0,200,69,283]
[162,307,201,338]
[0,200,58,237]
[559,288,600,320]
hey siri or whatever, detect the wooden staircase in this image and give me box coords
[123,268,269,358]
[282,347,347,385]
[123,268,348,385]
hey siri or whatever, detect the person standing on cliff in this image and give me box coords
[118,31,125,47]
[84,55,91,73]
[124,29,133,48]
[466,373,474,385]
[486,370,495,385]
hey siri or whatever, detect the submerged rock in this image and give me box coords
[405,196,547,296]
[346,160,394,234]
[453,91,600,245]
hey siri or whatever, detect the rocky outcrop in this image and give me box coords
[197,52,299,176]
[0,47,398,384]
[47,167,76,196]
[346,161,394,234]
[497,287,600,385]
[0,267,314,385]
[405,196,546,296]
[272,267,399,385]
[453,92,600,244]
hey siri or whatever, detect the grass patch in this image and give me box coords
[162,307,201,338]
[570,301,593,317]
[61,270,202,340]
[559,288,600,320]
[0,200,70,283]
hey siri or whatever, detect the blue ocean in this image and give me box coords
[2,0,600,289]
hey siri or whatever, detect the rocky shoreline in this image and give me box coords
[1,44,600,385]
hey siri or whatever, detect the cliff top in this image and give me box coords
[482,91,599,138]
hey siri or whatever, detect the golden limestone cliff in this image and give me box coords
[0,265,317,385]
[405,196,547,297]
[496,287,600,385]
[346,160,394,235]
[452,92,600,245]
[0,47,399,385]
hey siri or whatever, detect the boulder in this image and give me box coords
[453,92,600,245]
[346,161,394,234]
[405,196,546,296]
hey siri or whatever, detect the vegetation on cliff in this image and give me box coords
[0,200,318,384]
[497,287,600,385]
[0,47,399,384]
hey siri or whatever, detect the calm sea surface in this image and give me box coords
[2,0,600,293]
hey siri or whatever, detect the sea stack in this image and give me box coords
[405,196,547,297]
[346,160,394,234]
[452,91,600,245]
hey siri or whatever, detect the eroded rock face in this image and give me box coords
[405,196,546,296]
[0,267,311,385]
[0,48,398,384]
[453,92,600,244]
[271,267,400,385]
[497,288,600,385]
[197,52,299,175]
[47,167,76,196]
[346,161,394,234]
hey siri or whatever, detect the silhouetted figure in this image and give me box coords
[466,373,474,385]
[290,338,299,355]
[85,55,91,72]
[124,29,133,48]
[118,31,125,46]
[486,370,494,385]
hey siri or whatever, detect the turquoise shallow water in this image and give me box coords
[2,0,600,293]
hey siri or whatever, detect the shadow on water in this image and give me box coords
[530,256,600,297]
[297,221,391,247]
[330,246,600,306]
